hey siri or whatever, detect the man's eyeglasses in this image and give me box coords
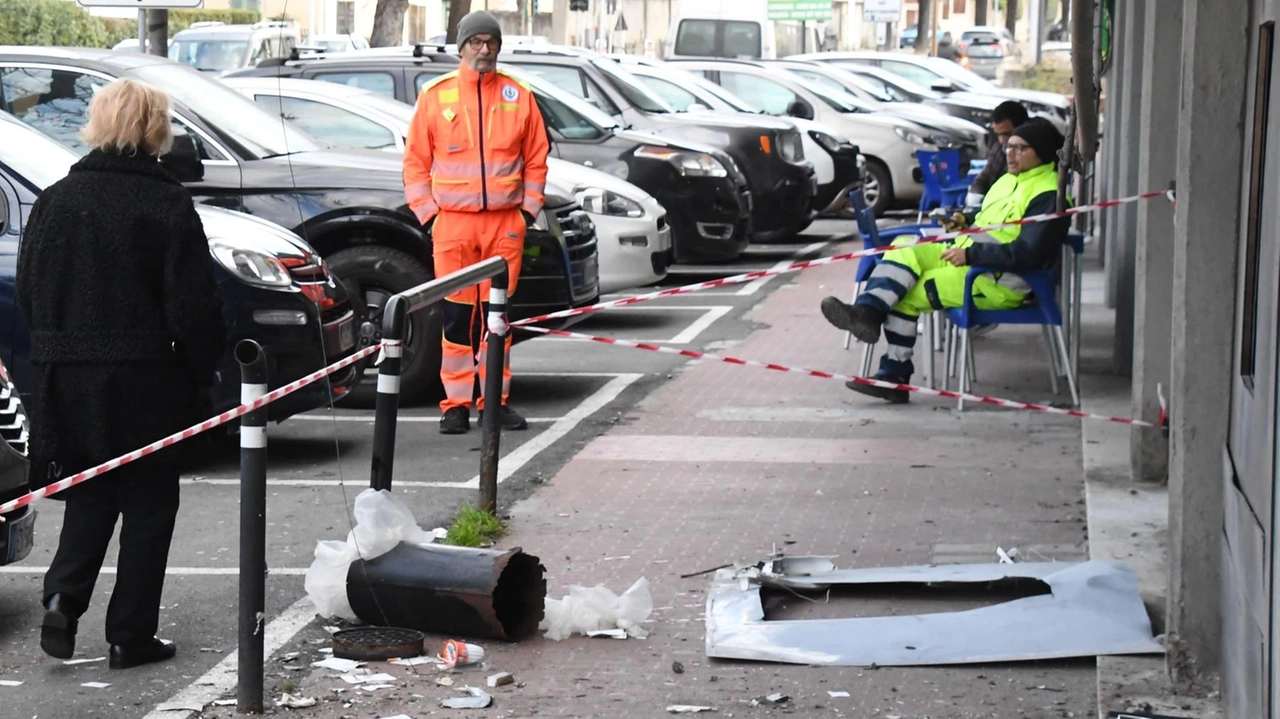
[1005,143,1033,155]
[466,37,500,50]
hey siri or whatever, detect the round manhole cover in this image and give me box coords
[332,626,426,661]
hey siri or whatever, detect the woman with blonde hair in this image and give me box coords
[17,77,226,669]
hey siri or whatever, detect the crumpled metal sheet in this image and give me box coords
[705,558,1163,666]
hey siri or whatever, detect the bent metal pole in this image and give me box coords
[235,340,268,714]
[479,263,511,513]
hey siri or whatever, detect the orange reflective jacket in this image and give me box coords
[403,62,550,225]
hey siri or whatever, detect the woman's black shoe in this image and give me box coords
[109,638,176,669]
[40,594,78,660]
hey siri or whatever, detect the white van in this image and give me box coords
[665,0,823,59]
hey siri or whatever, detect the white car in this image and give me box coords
[667,59,957,215]
[307,33,371,53]
[220,76,669,294]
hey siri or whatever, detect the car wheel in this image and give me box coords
[328,245,443,409]
[862,160,894,217]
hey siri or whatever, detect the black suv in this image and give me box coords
[0,48,599,404]
[229,48,758,263]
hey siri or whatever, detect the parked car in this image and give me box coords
[899,25,919,49]
[958,26,1018,58]
[221,76,670,294]
[500,46,817,242]
[308,33,371,53]
[835,64,1001,130]
[667,58,956,215]
[168,21,301,75]
[0,48,598,405]
[958,33,1008,80]
[792,51,1070,131]
[615,58,863,216]
[227,48,753,264]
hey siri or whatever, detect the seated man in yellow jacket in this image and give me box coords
[820,119,1069,404]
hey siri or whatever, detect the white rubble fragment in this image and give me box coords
[276,693,318,708]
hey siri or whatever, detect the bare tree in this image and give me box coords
[370,0,410,47]
[1005,0,1019,38]
[915,0,931,52]
[445,0,472,42]
[147,9,168,57]
[976,0,988,26]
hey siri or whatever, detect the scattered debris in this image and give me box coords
[311,657,364,672]
[586,629,629,640]
[340,673,397,685]
[540,577,653,640]
[63,657,106,666]
[486,672,514,688]
[666,705,716,714]
[996,547,1019,564]
[764,693,790,704]
[706,558,1163,666]
[671,661,685,674]
[278,652,301,662]
[359,684,395,692]
[155,702,205,712]
[199,647,221,653]
[81,682,111,689]
[211,699,237,706]
[390,656,440,668]
[680,564,732,579]
[379,715,416,719]
[276,693,318,708]
[0,680,22,687]
[827,691,850,698]
[435,677,455,687]
[440,687,493,709]
[440,640,485,669]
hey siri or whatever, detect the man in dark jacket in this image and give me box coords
[819,119,1069,403]
[967,100,1030,203]
[17,78,226,669]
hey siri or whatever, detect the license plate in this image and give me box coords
[338,317,355,351]
[6,509,34,564]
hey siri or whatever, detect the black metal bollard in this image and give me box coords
[370,296,407,491]
[235,340,267,714]
[478,266,510,513]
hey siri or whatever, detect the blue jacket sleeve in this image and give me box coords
[965,191,1068,272]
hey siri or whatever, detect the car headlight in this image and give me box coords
[576,187,645,218]
[894,126,929,146]
[809,130,843,155]
[777,131,804,163]
[209,240,294,290]
[634,146,728,177]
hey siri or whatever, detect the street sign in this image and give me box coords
[766,0,832,23]
[76,0,204,7]
[863,0,901,23]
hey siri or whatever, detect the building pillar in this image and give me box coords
[1110,0,1145,375]
[1168,0,1249,687]
[1129,0,1182,481]
[1102,0,1126,309]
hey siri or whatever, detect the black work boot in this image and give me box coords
[40,594,78,660]
[846,377,911,404]
[439,406,471,435]
[479,405,528,431]
[109,638,176,670]
[820,297,886,345]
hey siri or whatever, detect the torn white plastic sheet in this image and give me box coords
[705,558,1164,666]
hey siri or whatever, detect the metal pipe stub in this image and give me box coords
[332,626,426,662]
[345,543,547,641]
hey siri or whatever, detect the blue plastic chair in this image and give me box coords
[942,259,1079,410]
[916,149,970,222]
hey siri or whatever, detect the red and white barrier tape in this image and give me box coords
[520,325,1155,428]
[512,189,1171,328]
[0,342,382,519]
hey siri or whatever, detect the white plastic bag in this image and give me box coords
[305,488,440,619]
[539,577,653,641]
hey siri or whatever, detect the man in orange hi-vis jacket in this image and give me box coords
[403,10,550,435]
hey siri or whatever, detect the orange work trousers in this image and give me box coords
[432,208,525,412]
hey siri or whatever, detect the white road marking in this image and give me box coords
[0,566,308,576]
[736,241,830,296]
[572,305,733,344]
[142,596,319,719]
[292,414,557,424]
[180,478,472,489]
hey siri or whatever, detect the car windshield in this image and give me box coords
[922,56,995,89]
[0,116,76,190]
[804,83,861,113]
[130,63,322,158]
[500,66,622,129]
[318,40,350,52]
[169,39,248,72]
[590,59,674,113]
[634,67,761,113]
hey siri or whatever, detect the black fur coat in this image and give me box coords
[16,149,227,486]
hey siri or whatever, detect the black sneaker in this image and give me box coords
[845,377,910,404]
[479,405,528,431]
[820,297,885,344]
[439,406,470,435]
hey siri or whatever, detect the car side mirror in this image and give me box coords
[787,100,814,120]
[930,78,956,93]
[160,129,205,183]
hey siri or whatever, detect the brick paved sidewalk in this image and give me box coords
[226,244,1106,719]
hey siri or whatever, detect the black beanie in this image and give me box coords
[1010,118,1065,167]
[457,11,502,48]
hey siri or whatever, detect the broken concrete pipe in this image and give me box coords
[345,543,547,641]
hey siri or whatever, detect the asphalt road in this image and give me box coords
[0,220,853,718]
